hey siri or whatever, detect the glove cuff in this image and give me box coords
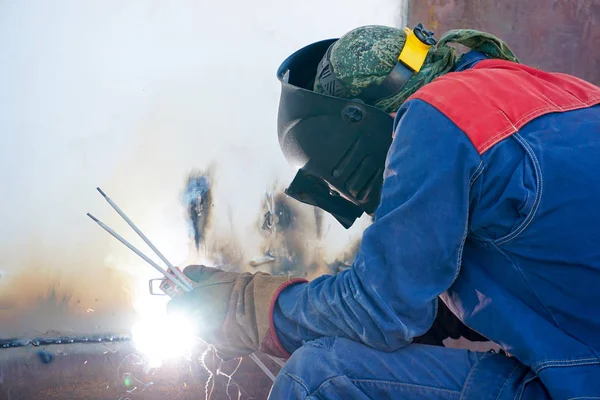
[260,278,308,358]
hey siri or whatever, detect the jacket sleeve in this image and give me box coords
[273,99,484,353]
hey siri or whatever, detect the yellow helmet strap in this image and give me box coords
[399,24,436,72]
[354,23,436,105]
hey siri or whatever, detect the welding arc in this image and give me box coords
[96,187,193,291]
[88,189,278,382]
[86,213,190,293]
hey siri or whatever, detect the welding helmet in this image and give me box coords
[276,24,436,228]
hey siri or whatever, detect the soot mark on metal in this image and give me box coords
[183,171,213,250]
[253,188,363,279]
[37,350,54,364]
[266,193,319,278]
[326,238,361,274]
[273,193,296,231]
[314,208,324,239]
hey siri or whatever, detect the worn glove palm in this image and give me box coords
[167,265,305,359]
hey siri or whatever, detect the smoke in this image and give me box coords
[0,0,407,338]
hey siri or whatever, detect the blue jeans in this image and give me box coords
[269,337,551,400]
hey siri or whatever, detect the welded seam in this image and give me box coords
[0,334,131,349]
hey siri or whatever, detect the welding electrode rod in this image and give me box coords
[266,354,285,368]
[248,353,276,382]
[96,187,193,291]
[90,192,275,382]
[86,213,190,293]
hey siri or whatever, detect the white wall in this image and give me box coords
[0,0,407,337]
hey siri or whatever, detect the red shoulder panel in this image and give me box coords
[408,59,600,154]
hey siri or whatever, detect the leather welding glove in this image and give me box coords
[167,265,306,359]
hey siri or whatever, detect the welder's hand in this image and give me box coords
[167,265,306,359]
[158,267,196,297]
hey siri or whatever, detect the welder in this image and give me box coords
[169,24,600,399]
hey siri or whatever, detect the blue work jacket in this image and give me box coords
[274,51,600,399]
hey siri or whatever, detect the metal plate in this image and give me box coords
[409,0,600,84]
[0,342,275,399]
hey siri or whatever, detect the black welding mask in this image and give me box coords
[276,24,436,228]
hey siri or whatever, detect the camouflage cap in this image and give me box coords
[313,26,406,99]
[314,25,518,113]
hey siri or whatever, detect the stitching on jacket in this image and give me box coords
[500,96,600,135]
[470,161,485,187]
[455,161,485,281]
[489,242,561,327]
[495,365,521,400]
[349,379,461,395]
[534,357,599,368]
[495,134,543,245]
[458,352,484,400]
[477,105,555,152]
[533,357,600,374]
[515,371,538,400]
[554,84,595,105]
[538,92,565,111]
[498,109,519,132]
[313,376,462,396]
[477,97,600,154]
[478,122,517,150]
[569,397,600,399]
[285,372,313,394]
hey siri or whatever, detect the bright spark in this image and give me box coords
[131,311,198,369]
